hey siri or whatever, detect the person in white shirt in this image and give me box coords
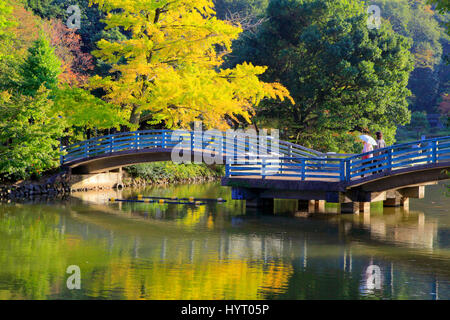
[361,141,373,177]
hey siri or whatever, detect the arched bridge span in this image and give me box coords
[61,131,450,213]
[61,130,325,174]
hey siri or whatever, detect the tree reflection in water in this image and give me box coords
[0,182,448,299]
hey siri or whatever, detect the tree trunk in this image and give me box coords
[129,106,141,127]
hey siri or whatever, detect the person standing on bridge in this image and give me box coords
[374,132,387,174]
[374,132,386,151]
[361,140,373,178]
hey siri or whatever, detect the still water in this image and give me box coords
[0,182,449,300]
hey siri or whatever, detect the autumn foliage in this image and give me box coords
[89,0,293,129]
[44,20,94,86]
[8,2,93,87]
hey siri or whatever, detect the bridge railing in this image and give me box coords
[226,156,343,181]
[345,135,450,181]
[62,131,450,182]
[61,130,173,164]
[60,130,324,165]
[226,135,450,182]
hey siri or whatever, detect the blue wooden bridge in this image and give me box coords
[61,130,450,214]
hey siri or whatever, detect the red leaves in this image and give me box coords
[10,4,94,87]
[44,20,94,86]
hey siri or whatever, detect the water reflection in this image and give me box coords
[329,208,438,249]
[0,183,448,299]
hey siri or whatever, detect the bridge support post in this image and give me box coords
[359,202,370,213]
[384,186,425,208]
[383,195,411,209]
[340,202,359,214]
[315,200,325,213]
[401,197,409,211]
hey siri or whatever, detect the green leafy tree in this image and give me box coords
[0,2,129,181]
[405,111,430,139]
[53,85,130,142]
[373,0,447,114]
[0,1,16,73]
[0,88,65,181]
[18,36,62,96]
[25,0,63,18]
[216,0,449,117]
[374,0,443,68]
[91,27,128,77]
[429,0,450,33]
[227,0,414,152]
[0,1,15,39]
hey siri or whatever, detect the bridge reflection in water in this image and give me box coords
[71,188,439,251]
[1,181,448,299]
[49,183,448,300]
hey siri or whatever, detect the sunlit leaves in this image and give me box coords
[18,36,62,96]
[54,86,131,131]
[0,1,16,64]
[0,87,65,181]
[89,0,292,129]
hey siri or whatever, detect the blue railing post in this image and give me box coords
[225,164,230,177]
[387,149,393,173]
[224,133,227,156]
[244,137,251,153]
[345,159,351,182]
[432,140,437,163]
[262,158,266,179]
[161,131,166,148]
[301,159,305,181]
[221,133,225,156]
[179,134,183,151]
[110,136,114,153]
[340,159,345,181]
[84,141,88,158]
[135,132,140,150]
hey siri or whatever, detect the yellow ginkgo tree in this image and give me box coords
[89,0,293,130]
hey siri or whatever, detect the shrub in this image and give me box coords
[124,162,224,184]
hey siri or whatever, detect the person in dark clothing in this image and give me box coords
[375,132,386,150]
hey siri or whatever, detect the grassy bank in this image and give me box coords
[123,162,225,186]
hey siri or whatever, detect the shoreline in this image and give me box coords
[0,163,223,202]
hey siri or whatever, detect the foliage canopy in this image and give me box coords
[89,0,293,130]
[0,88,65,181]
[227,0,414,152]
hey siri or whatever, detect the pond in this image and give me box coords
[0,182,449,299]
